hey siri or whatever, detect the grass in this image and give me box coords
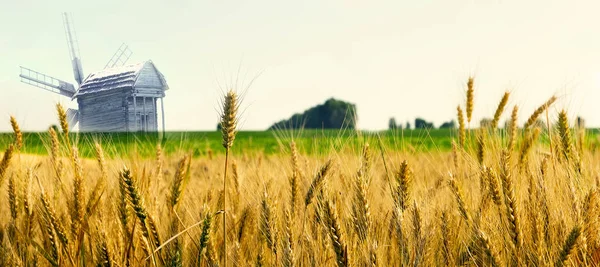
[2,128,599,159]
[0,128,458,158]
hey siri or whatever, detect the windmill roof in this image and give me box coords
[74,60,167,97]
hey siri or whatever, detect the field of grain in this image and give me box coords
[0,83,599,266]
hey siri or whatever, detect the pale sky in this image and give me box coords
[1,0,599,131]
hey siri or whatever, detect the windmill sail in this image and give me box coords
[19,67,76,97]
[104,43,133,69]
[66,108,79,128]
[62,12,85,85]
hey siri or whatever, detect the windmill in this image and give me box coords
[19,13,168,132]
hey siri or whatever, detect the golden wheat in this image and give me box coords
[1,87,599,266]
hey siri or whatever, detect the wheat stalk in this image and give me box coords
[48,127,63,186]
[352,155,371,242]
[475,230,501,267]
[237,205,252,244]
[466,76,475,124]
[56,104,70,146]
[40,192,69,248]
[395,160,412,211]
[282,208,295,267]
[120,168,154,258]
[524,96,556,130]
[260,189,278,257]
[198,210,213,262]
[457,106,466,148]
[8,175,17,221]
[290,141,300,219]
[507,106,518,153]
[155,144,163,180]
[583,190,599,257]
[448,174,471,225]
[9,116,23,150]
[70,147,85,238]
[169,155,189,210]
[518,127,541,172]
[96,233,114,267]
[0,144,14,183]
[220,90,239,267]
[490,92,510,130]
[500,150,522,258]
[484,167,502,206]
[556,226,581,267]
[440,211,452,264]
[412,201,425,266]
[476,129,485,165]
[304,159,333,207]
[557,110,579,171]
[323,200,348,267]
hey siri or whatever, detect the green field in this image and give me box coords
[0,129,457,158]
[3,128,599,158]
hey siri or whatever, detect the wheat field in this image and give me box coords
[0,81,598,266]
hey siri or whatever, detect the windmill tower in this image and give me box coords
[19,13,168,133]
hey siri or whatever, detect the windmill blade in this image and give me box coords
[66,108,79,129]
[62,12,85,85]
[105,43,133,69]
[19,67,76,97]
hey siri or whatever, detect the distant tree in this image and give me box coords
[503,119,511,130]
[533,118,546,129]
[389,117,399,130]
[217,123,222,131]
[577,116,586,129]
[405,121,411,130]
[439,120,456,129]
[480,118,492,128]
[415,118,434,129]
[269,98,357,130]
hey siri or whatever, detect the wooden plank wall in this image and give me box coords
[126,96,158,132]
[78,89,128,132]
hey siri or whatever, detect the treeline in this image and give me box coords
[269,98,357,130]
[389,116,587,130]
[388,117,455,130]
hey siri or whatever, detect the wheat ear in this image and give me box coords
[490,92,510,130]
[457,106,466,148]
[70,147,85,238]
[290,141,300,218]
[500,150,522,256]
[507,106,518,153]
[448,173,471,226]
[56,103,70,146]
[323,200,349,267]
[169,155,189,210]
[8,175,17,221]
[555,226,581,267]
[260,190,277,256]
[395,160,412,211]
[524,96,556,130]
[352,146,371,242]
[0,144,14,183]
[466,76,475,124]
[518,127,541,172]
[9,116,23,150]
[304,159,333,207]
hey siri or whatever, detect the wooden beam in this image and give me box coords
[161,97,165,136]
[133,95,137,132]
[143,97,147,132]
